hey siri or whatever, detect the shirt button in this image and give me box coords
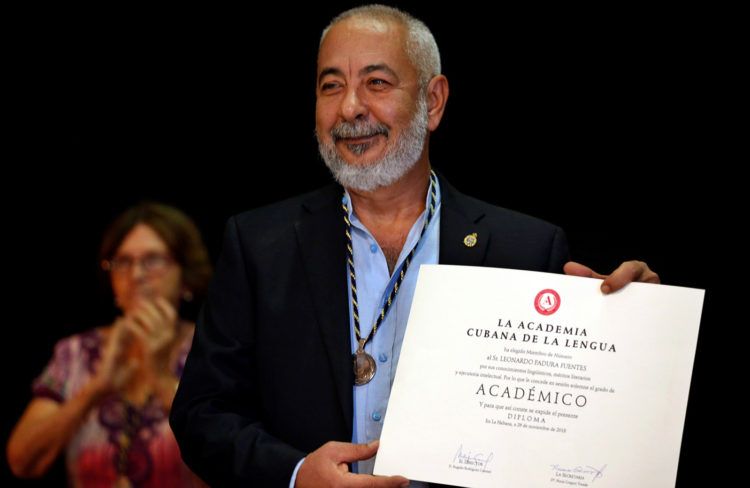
[370,243,378,253]
[372,411,382,422]
[378,353,388,363]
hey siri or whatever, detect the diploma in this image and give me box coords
[374,265,703,488]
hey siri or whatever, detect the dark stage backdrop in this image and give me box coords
[5,2,726,486]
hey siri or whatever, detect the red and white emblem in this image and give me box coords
[534,289,561,315]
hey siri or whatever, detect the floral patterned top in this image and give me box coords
[32,328,204,488]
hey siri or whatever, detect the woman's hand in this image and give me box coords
[90,319,138,396]
[123,297,181,410]
[124,297,180,373]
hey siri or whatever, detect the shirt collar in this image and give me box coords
[342,173,442,228]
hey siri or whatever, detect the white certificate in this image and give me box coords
[374,265,703,488]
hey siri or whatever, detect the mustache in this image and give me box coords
[331,120,389,142]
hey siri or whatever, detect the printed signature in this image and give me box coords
[550,464,607,483]
[453,444,494,468]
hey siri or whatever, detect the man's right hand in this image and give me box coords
[296,440,409,487]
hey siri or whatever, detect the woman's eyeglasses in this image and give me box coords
[102,252,174,275]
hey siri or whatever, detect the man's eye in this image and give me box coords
[369,79,388,86]
[321,82,340,91]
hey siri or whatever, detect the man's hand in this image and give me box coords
[296,440,409,488]
[564,260,660,294]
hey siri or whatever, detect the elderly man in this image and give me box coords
[170,5,659,487]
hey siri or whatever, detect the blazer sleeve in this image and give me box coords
[170,216,305,487]
[547,226,570,274]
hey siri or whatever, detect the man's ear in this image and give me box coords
[426,74,449,131]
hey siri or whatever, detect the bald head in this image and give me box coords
[320,4,441,88]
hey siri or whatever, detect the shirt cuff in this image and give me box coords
[289,457,305,487]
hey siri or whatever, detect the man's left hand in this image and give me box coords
[564,260,660,294]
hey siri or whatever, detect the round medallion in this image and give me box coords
[353,350,377,385]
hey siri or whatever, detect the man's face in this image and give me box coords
[316,18,428,191]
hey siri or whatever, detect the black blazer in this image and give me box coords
[170,176,569,486]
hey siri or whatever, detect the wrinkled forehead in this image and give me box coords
[317,17,412,73]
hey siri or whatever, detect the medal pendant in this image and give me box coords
[353,342,376,385]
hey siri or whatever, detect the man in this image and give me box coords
[170,5,659,487]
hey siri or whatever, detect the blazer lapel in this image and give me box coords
[294,186,353,436]
[290,175,488,438]
[438,175,490,266]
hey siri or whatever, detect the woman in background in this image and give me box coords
[7,202,212,487]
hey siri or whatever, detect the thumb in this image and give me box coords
[563,261,607,280]
[338,440,380,463]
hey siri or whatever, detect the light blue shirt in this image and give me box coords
[346,180,440,479]
[290,178,440,487]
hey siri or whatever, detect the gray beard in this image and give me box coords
[316,94,429,192]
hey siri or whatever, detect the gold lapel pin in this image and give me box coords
[463,233,478,248]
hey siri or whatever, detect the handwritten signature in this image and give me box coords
[453,444,494,468]
[550,464,607,483]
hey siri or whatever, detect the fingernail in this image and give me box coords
[400,482,410,487]
[367,440,379,448]
[601,284,611,295]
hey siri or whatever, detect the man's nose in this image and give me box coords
[340,86,368,122]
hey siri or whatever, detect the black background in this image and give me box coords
[4,1,730,486]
